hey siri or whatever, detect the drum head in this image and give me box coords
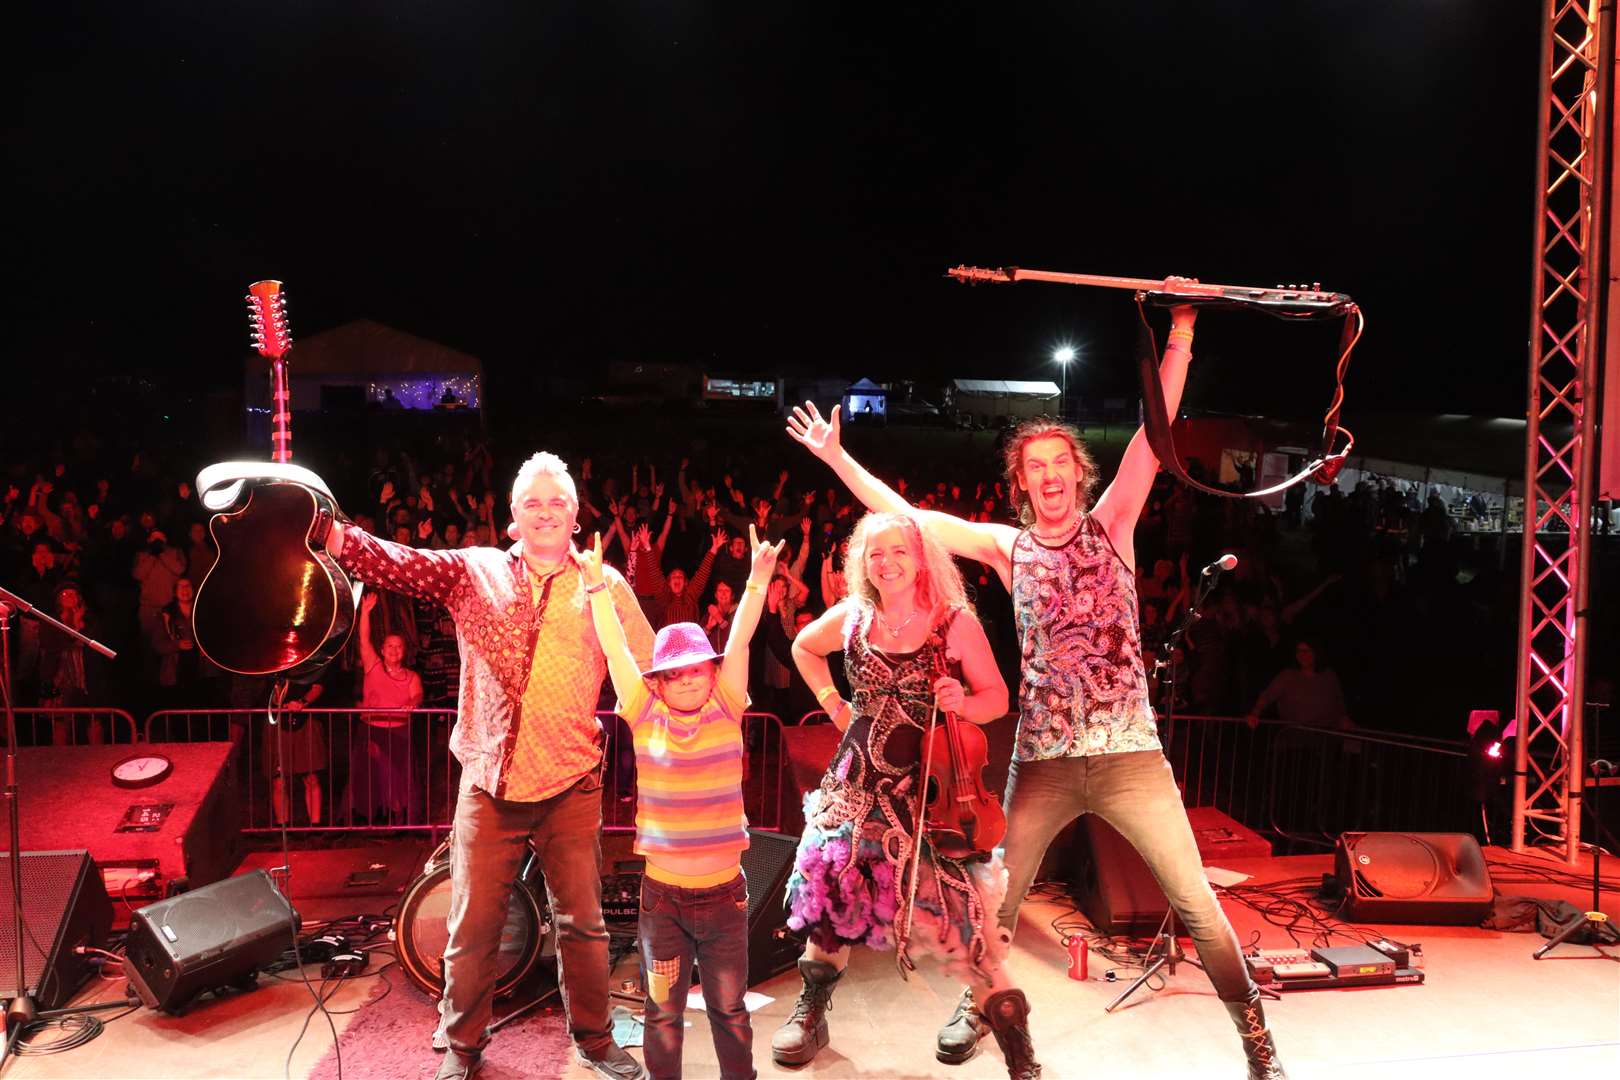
[394,864,549,999]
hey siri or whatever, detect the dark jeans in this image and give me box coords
[438,775,615,1057]
[638,874,756,1080]
[998,750,1256,1003]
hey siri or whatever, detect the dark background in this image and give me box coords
[16,2,1540,422]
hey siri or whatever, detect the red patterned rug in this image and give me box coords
[309,981,574,1080]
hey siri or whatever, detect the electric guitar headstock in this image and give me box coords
[246,280,294,463]
[246,279,293,359]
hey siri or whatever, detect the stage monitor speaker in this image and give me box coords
[741,829,803,986]
[1062,815,1168,936]
[123,870,300,1012]
[0,850,113,1010]
[1335,832,1493,925]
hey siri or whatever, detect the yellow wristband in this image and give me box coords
[744,581,765,595]
[816,686,840,705]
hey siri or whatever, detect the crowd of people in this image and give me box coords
[0,408,1527,749]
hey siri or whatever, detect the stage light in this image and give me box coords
[1486,741,1502,759]
[1053,345,1076,416]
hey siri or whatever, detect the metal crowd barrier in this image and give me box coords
[128,704,1481,846]
[140,707,795,836]
[1158,712,1476,849]
[145,707,459,835]
[7,707,139,746]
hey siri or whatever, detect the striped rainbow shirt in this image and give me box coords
[618,678,751,860]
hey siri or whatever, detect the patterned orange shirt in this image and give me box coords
[337,528,654,799]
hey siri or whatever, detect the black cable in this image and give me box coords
[268,681,343,1080]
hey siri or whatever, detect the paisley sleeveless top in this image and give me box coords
[1010,514,1159,761]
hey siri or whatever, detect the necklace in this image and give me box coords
[1031,514,1081,541]
[876,607,920,638]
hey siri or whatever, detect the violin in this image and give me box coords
[916,636,1004,859]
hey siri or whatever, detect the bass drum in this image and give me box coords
[393,842,552,1000]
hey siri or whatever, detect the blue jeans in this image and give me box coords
[440,775,614,1057]
[638,874,756,1080]
[998,750,1256,1003]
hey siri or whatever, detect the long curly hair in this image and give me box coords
[1002,416,1100,525]
[842,511,971,619]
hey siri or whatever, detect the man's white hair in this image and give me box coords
[510,451,578,507]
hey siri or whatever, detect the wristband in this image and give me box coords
[744,581,765,595]
[815,685,841,706]
[584,581,608,595]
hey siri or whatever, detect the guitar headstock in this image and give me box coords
[246,280,293,359]
[946,265,1016,285]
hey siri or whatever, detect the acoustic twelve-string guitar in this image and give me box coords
[193,281,355,676]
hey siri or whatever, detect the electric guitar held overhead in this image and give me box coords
[193,281,355,676]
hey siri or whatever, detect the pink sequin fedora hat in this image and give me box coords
[642,622,722,677]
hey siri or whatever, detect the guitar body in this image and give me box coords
[195,481,354,676]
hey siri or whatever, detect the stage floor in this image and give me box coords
[4,845,1616,1080]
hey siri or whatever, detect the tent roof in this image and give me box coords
[953,379,1061,396]
[847,377,886,393]
[250,319,482,376]
[1202,411,1526,485]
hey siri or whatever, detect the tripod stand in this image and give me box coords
[1104,906,1206,1012]
[0,586,137,1072]
[1532,756,1620,958]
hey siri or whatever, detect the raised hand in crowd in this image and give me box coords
[711,528,728,554]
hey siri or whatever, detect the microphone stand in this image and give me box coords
[0,585,134,1072]
[1106,560,1229,1013]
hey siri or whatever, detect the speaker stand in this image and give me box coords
[1532,758,1619,959]
[0,592,135,1073]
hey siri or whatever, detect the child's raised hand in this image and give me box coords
[583,532,606,589]
[362,590,379,613]
[748,523,786,581]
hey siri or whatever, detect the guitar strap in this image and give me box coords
[1134,300,1360,500]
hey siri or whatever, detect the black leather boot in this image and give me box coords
[936,987,989,1064]
[1224,994,1288,1079]
[770,958,842,1066]
[981,988,1041,1080]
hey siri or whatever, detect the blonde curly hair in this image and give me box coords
[842,511,972,619]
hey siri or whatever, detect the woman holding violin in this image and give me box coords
[770,511,1041,1080]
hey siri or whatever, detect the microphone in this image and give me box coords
[1201,553,1238,577]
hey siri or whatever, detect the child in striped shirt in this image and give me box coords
[585,524,784,1080]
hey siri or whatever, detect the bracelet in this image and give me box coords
[815,685,841,705]
[1167,329,1195,343]
[744,581,764,595]
[584,581,608,595]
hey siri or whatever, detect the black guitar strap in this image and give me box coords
[1135,298,1360,500]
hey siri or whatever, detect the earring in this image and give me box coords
[506,522,521,541]
[572,523,582,534]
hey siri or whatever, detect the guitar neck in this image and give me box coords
[246,279,295,465]
[269,356,292,464]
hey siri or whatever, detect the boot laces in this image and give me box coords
[788,983,834,1023]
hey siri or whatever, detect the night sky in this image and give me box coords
[17,2,1541,421]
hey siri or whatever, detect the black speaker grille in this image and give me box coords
[0,850,105,1003]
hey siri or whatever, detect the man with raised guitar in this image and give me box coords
[323,451,654,1080]
[786,290,1287,1080]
